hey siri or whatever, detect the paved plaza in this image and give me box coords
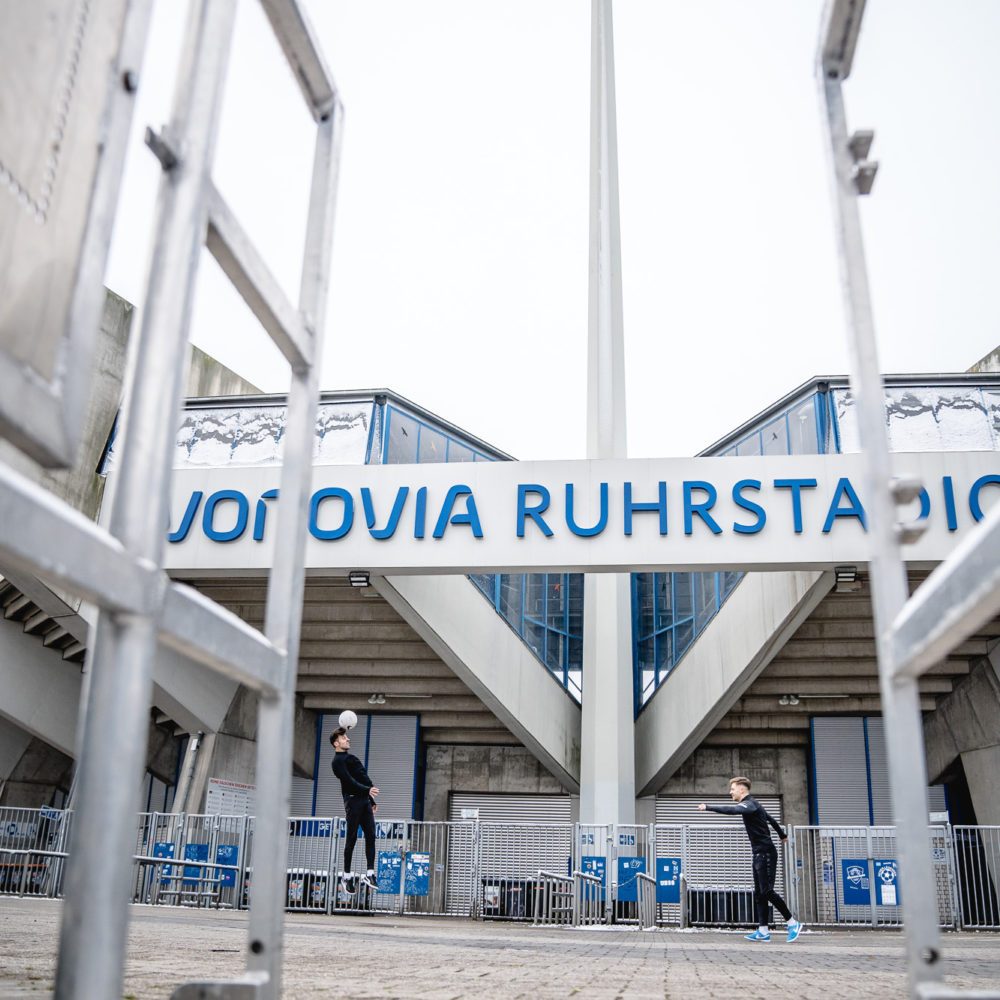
[1,898,998,998]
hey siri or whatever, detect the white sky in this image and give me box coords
[105,1,1000,462]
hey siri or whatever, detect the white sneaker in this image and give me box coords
[360,872,378,891]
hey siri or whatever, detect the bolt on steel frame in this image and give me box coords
[0,0,342,997]
[818,3,1000,998]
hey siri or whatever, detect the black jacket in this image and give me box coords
[332,751,374,803]
[705,795,786,853]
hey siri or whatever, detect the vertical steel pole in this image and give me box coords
[817,65,943,996]
[54,3,236,997]
[246,103,343,998]
[580,0,635,829]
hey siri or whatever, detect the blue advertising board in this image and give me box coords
[655,857,682,904]
[841,859,871,905]
[377,850,402,894]
[616,856,646,903]
[153,841,175,885]
[874,859,900,906]
[215,844,238,887]
[405,852,430,896]
[182,842,209,885]
[580,855,607,901]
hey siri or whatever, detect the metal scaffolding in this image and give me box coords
[817,3,1000,998]
[0,1,342,997]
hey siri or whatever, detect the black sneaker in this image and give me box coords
[360,872,378,891]
[340,873,358,894]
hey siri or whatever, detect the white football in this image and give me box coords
[338,710,358,730]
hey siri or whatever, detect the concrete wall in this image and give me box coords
[657,745,811,830]
[423,745,570,821]
[967,345,1000,374]
[186,345,262,398]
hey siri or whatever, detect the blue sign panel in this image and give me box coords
[289,819,333,838]
[842,859,870,904]
[405,852,430,896]
[215,844,238,887]
[182,842,209,885]
[874,859,900,907]
[616,856,646,903]
[153,841,175,885]
[655,857,682,904]
[377,851,402,894]
[580,855,607,901]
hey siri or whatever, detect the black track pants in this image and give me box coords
[752,848,791,927]
[344,795,376,872]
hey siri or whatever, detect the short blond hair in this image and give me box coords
[730,776,751,791]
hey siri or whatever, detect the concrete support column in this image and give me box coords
[579,0,634,825]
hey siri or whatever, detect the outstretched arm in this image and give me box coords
[697,800,758,815]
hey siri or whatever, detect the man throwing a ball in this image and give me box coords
[331,726,380,891]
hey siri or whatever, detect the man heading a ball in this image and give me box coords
[331,726,380,891]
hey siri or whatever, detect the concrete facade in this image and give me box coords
[423,745,570,822]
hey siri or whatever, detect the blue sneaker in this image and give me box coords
[744,929,771,942]
[786,919,804,943]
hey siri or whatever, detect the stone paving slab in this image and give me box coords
[0,898,998,998]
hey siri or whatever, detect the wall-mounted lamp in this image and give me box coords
[778,694,801,706]
[834,565,860,594]
[349,570,371,588]
[367,693,386,705]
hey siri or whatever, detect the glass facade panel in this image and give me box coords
[788,396,820,454]
[385,410,418,464]
[761,414,789,456]
[736,434,761,457]
[447,440,475,463]
[418,425,447,464]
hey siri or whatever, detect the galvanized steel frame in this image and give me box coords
[816,2,998,995]
[0,0,344,996]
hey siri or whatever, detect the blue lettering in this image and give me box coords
[362,486,408,540]
[732,479,766,535]
[683,481,722,535]
[566,482,609,537]
[252,489,279,541]
[310,487,353,540]
[414,486,427,539]
[774,478,818,534]
[623,482,667,536]
[969,475,1000,522]
[202,490,249,542]
[822,478,867,532]
[517,484,553,538]
[942,476,958,531]
[168,491,203,543]
[432,485,483,538]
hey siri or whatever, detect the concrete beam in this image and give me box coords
[299,677,468,697]
[635,570,833,796]
[298,659,454,678]
[376,574,581,791]
[423,729,519,745]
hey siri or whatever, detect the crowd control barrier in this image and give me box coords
[3,807,999,932]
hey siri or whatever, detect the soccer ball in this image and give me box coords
[338,710,358,730]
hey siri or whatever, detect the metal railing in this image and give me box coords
[5,809,999,934]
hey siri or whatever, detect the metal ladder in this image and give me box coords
[818,3,1000,998]
[0,0,342,996]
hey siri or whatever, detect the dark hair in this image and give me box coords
[730,776,751,791]
[330,727,348,746]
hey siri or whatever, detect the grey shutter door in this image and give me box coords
[366,715,418,819]
[812,716,870,824]
[656,795,785,897]
[448,793,571,824]
[290,775,314,816]
[865,716,948,822]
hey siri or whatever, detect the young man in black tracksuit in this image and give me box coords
[331,726,380,891]
[698,776,803,943]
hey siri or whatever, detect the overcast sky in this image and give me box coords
[105,1,1000,462]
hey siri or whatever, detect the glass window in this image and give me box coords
[568,575,584,636]
[523,621,544,660]
[736,434,762,457]
[546,631,564,672]
[674,619,695,660]
[674,573,694,624]
[469,575,494,599]
[655,630,673,678]
[635,575,654,638]
[788,396,820,454]
[524,575,545,620]
[385,408,418,464]
[547,576,566,629]
[447,440,475,463]
[762,414,789,456]
[418,425,447,464]
[654,574,672,630]
[500,574,523,624]
[694,573,717,633]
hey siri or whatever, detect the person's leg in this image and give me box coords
[360,801,377,873]
[763,849,792,922]
[343,797,362,873]
[752,853,770,929]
